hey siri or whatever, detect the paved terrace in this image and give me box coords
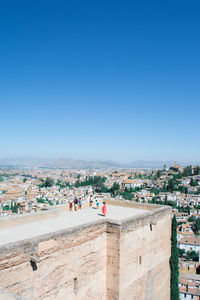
[0,205,149,246]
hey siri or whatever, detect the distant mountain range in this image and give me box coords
[0,157,198,169]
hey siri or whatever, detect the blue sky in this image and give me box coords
[0,0,200,162]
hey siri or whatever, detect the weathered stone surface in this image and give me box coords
[0,202,171,300]
[119,212,171,300]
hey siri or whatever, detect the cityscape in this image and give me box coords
[1,163,200,298]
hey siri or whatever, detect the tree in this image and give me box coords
[188,215,195,222]
[193,217,200,234]
[178,185,188,194]
[186,250,199,262]
[156,170,161,178]
[56,179,61,185]
[170,215,179,300]
[170,167,179,172]
[173,172,182,180]
[109,183,120,195]
[183,165,192,177]
[3,205,10,211]
[44,177,54,188]
[150,187,160,195]
[162,182,167,192]
[194,166,200,175]
[178,248,185,257]
[12,202,18,213]
[190,178,198,187]
[167,178,177,192]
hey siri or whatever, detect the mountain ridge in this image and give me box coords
[0,157,198,169]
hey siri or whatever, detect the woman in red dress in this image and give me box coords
[69,201,73,212]
[102,202,107,216]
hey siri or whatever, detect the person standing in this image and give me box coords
[69,201,73,212]
[74,197,78,211]
[96,199,100,209]
[89,196,93,207]
[78,197,82,210]
[102,202,107,216]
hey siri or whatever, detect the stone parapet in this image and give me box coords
[0,209,59,229]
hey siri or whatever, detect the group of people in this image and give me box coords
[69,196,107,216]
[89,198,107,215]
[89,197,99,209]
[69,197,82,212]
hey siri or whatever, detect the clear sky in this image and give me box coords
[0,0,200,163]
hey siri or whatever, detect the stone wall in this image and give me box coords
[0,203,171,300]
[105,206,171,300]
[119,208,171,300]
[106,199,162,211]
[0,221,107,300]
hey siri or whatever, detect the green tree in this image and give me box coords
[190,178,198,187]
[156,170,161,178]
[194,166,200,175]
[170,167,179,172]
[188,215,195,222]
[178,248,185,257]
[56,179,61,185]
[44,177,54,187]
[109,183,120,195]
[167,178,177,192]
[193,217,200,234]
[183,165,192,177]
[162,182,167,192]
[150,187,160,195]
[178,185,188,194]
[3,205,10,211]
[173,172,182,180]
[186,250,199,262]
[170,215,179,300]
[12,202,18,213]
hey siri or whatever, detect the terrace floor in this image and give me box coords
[0,205,149,246]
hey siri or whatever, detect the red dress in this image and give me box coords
[102,204,107,216]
